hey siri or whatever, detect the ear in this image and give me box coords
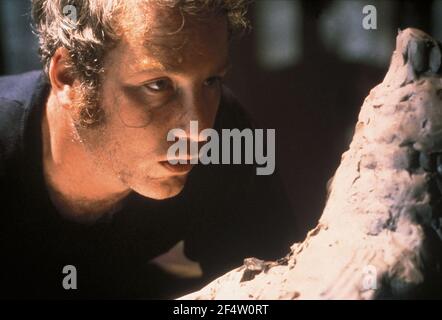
[48,47,78,110]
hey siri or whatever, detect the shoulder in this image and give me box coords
[0,70,43,104]
[0,71,43,174]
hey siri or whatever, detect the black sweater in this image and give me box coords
[0,71,297,299]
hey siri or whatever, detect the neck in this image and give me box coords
[42,91,131,223]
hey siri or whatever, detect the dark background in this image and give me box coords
[0,0,440,236]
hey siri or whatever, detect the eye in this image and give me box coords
[143,79,173,93]
[204,76,223,87]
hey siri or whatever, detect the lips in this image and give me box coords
[160,161,194,174]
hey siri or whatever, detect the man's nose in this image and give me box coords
[178,88,215,142]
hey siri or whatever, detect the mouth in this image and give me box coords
[159,161,194,174]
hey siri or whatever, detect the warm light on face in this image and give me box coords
[75,5,230,200]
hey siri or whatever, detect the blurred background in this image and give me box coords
[0,0,441,236]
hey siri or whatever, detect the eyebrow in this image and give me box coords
[218,61,232,74]
[137,59,231,76]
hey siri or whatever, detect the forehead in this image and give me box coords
[117,1,229,72]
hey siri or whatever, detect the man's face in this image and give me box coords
[75,5,230,199]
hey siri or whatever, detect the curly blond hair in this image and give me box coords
[32,0,250,126]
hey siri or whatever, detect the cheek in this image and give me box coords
[99,83,221,162]
[97,105,166,163]
[116,84,183,129]
[111,125,169,162]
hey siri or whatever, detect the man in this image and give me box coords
[0,0,297,299]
